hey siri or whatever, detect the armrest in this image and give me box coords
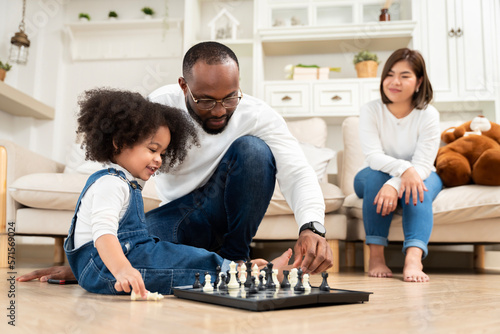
[0,139,65,225]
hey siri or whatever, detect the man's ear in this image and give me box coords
[178,77,187,93]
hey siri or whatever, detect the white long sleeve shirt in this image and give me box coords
[74,163,145,249]
[358,99,441,192]
[148,84,325,228]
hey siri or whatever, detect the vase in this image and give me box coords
[144,14,153,20]
[0,69,6,81]
[355,61,378,78]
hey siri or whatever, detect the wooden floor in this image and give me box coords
[2,261,500,334]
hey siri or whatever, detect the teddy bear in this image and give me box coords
[435,115,500,187]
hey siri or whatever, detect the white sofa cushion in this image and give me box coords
[9,173,161,213]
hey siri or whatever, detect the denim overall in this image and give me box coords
[64,168,224,295]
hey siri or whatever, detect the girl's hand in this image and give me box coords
[374,184,398,216]
[114,266,148,298]
[400,167,427,205]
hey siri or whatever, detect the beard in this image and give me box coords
[186,99,232,135]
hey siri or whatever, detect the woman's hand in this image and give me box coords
[400,167,427,205]
[374,184,398,216]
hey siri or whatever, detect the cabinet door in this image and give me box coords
[313,82,359,115]
[421,0,458,101]
[264,83,310,115]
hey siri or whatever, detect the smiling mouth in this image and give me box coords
[147,166,158,174]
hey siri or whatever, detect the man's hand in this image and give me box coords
[292,230,333,274]
[16,266,75,282]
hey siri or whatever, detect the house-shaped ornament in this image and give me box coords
[208,8,240,40]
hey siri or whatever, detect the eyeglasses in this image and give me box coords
[185,83,242,111]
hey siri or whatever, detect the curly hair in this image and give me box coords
[76,88,198,172]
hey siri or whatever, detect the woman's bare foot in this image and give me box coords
[368,244,393,278]
[403,247,429,282]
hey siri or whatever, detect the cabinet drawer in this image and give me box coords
[313,83,359,114]
[264,84,310,114]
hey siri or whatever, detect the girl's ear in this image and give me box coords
[416,77,423,91]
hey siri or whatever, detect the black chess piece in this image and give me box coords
[294,268,305,293]
[244,261,253,288]
[265,262,276,290]
[214,265,221,288]
[257,274,266,291]
[248,276,258,295]
[280,270,291,289]
[319,272,331,292]
[219,273,228,292]
[226,270,231,284]
[192,272,202,289]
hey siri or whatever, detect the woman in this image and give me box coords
[354,48,442,282]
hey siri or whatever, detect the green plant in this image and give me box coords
[353,50,380,65]
[108,11,118,18]
[141,7,155,15]
[0,61,12,71]
[78,13,91,20]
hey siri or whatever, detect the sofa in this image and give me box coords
[1,117,346,271]
[339,116,500,271]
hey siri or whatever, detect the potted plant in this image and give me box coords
[108,11,118,20]
[353,50,380,78]
[78,13,91,22]
[0,61,12,82]
[141,7,155,19]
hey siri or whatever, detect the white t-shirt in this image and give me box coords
[74,163,145,249]
[358,99,441,192]
[148,84,325,228]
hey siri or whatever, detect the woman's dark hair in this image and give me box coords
[182,41,239,81]
[380,48,433,110]
[76,88,198,172]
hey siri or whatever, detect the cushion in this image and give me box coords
[286,117,328,148]
[299,142,335,182]
[266,182,344,216]
[9,173,161,213]
[343,184,500,226]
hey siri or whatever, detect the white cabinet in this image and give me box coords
[264,82,310,114]
[419,0,496,103]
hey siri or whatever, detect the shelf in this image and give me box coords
[259,20,417,55]
[0,81,54,120]
[65,18,183,60]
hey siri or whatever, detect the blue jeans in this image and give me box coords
[146,136,277,261]
[353,167,443,258]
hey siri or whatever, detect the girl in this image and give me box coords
[354,48,443,283]
[64,88,291,298]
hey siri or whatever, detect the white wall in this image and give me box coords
[0,0,184,164]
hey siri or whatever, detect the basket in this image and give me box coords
[355,60,378,78]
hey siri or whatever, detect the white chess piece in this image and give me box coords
[239,263,247,284]
[252,264,259,279]
[290,268,298,287]
[228,261,240,289]
[203,273,214,292]
[131,290,164,301]
[272,269,279,287]
[303,273,311,291]
[260,270,267,285]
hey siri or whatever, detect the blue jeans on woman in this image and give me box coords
[354,167,443,258]
[146,136,277,262]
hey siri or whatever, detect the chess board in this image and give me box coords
[173,286,372,312]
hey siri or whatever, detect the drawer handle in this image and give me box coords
[331,95,342,101]
[282,95,292,101]
[448,28,455,37]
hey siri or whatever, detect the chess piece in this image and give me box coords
[248,276,258,294]
[239,263,247,285]
[290,268,298,287]
[319,272,331,292]
[303,273,311,291]
[226,270,231,284]
[272,269,279,287]
[244,261,253,288]
[219,273,228,292]
[294,268,305,293]
[252,264,259,279]
[258,274,266,291]
[265,263,276,290]
[214,265,221,288]
[228,261,240,289]
[131,291,164,301]
[280,270,291,289]
[192,272,202,289]
[203,272,214,292]
[217,272,224,289]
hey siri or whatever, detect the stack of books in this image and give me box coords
[293,67,329,80]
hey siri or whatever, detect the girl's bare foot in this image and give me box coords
[403,247,429,282]
[368,244,393,278]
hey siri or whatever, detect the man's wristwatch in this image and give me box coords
[299,221,326,238]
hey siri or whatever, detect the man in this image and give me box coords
[17,41,332,283]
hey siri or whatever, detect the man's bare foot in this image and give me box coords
[368,244,393,278]
[16,266,75,282]
[403,247,429,283]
